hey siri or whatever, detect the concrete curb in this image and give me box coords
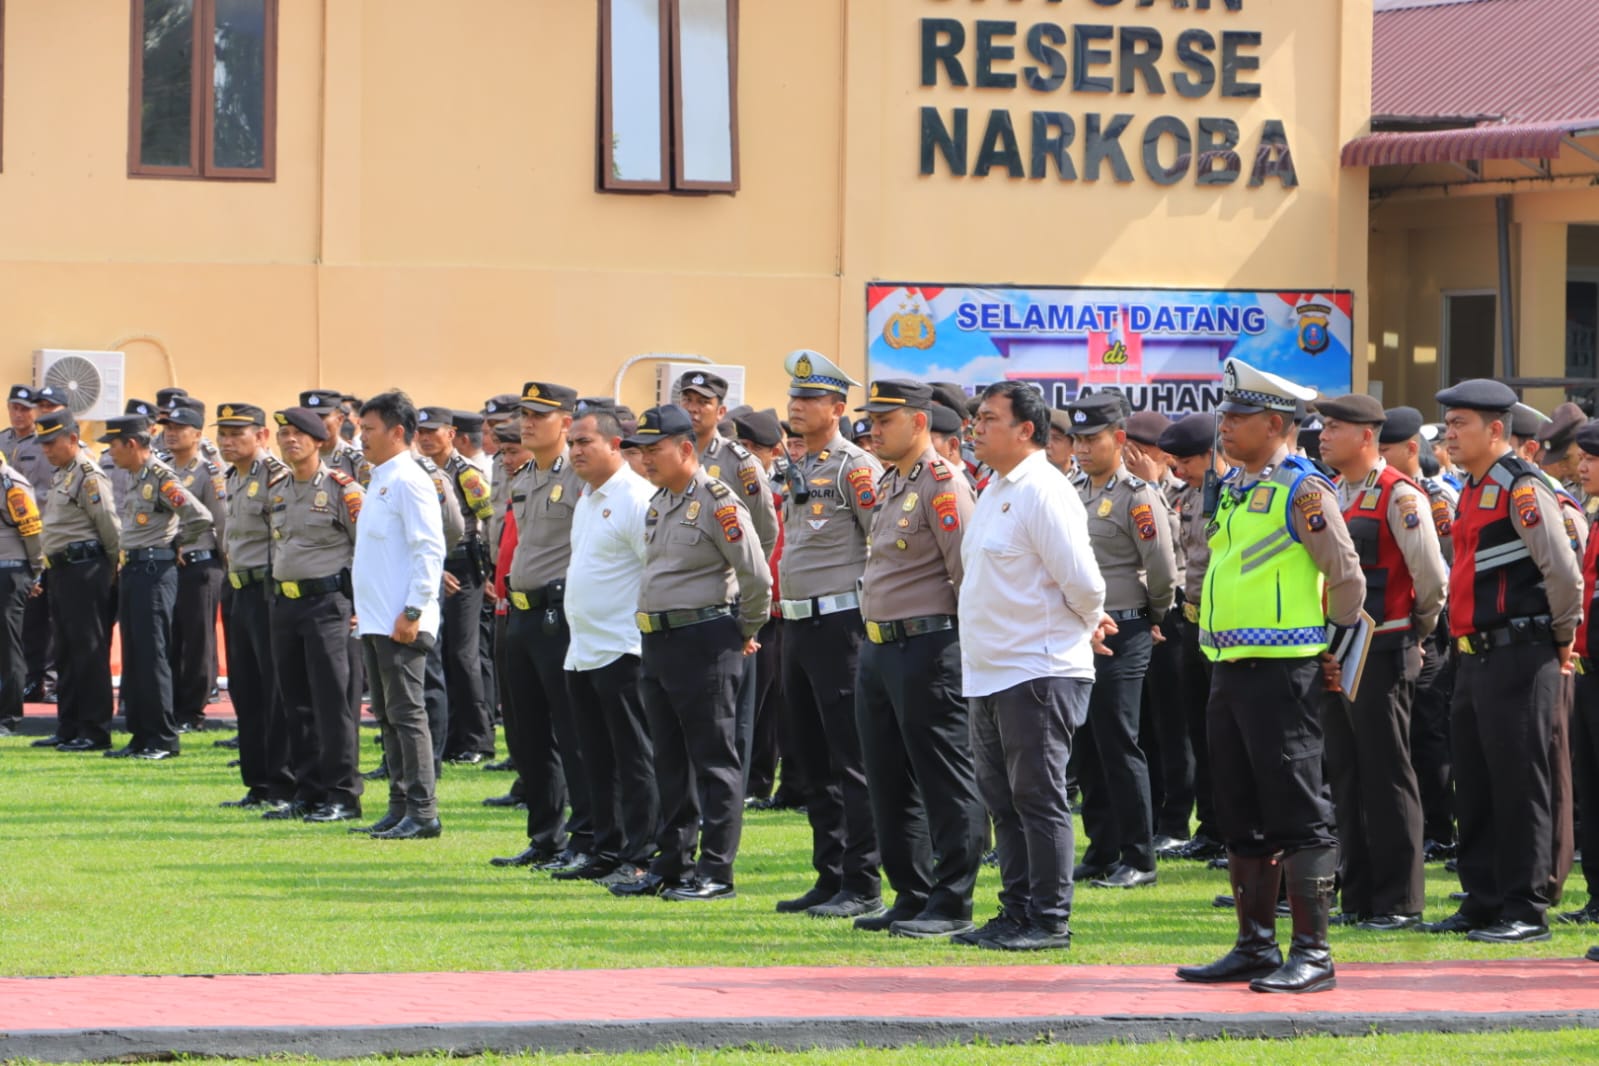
[6,1011,1599,1061]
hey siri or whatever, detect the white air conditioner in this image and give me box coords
[33,350,126,421]
[655,362,747,409]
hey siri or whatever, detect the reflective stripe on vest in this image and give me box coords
[1448,453,1551,638]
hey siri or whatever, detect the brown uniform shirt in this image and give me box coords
[700,434,778,555]
[0,429,53,516]
[119,458,214,552]
[416,453,464,552]
[860,446,972,621]
[0,460,44,572]
[325,438,372,488]
[1174,480,1210,606]
[1079,465,1179,617]
[640,469,772,636]
[43,454,119,557]
[443,451,494,543]
[508,450,585,592]
[1507,471,1585,644]
[781,432,882,601]
[225,452,289,572]
[268,465,361,581]
[169,454,228,555]
[1419,474,1458,568]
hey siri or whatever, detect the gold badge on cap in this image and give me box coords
[220,406,234,419]
[795,354,814,379]
[871,383,881,398]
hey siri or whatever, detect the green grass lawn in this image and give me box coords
[3,723,1594,977]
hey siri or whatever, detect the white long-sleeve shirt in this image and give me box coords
[354,451,446,639]
[564,463,654,672]
[959,448,1106,696]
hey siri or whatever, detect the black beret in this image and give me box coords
[733,408,783,449]
[928,382,970,419]
[1313,393,1385,425]
[1064,391,1130,435]
[492,421,522,445]
[1511,403,1549,441]
[1537,401,1586,450]
[1124,410,1171,447]
[859,379,933,413]
[929,403,963,435]
[452,410,484,433]
[1379,406,1424,444]
[273,407,329,441]
[416,406,456,430]
[1158,413,1216,459]
[725,403,754,421]
[1576,419,1599,458]
[1436,378,1517,413]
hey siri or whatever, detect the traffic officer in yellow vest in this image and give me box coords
[214,404,293,807]
[1176,358,1364,995]
[1314,394,1447,931]
[158,399,228,734]
[1066,391,1178,890]
[301,389,372,487]
[852,379,986,938]
[416,405,497,763]
[35,413,118,751]
[264,407,364,823]
[101,414,215,760]
[0,446,43,737]
[610,404,771,901]
[774,349,885,919]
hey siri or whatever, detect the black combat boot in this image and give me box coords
[1176,852,1284,983]
[1251,845,1337,994]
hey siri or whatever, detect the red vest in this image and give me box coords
[1579,520,1599,659]
[1448,453,1552,638]
[1342,465,1420,649]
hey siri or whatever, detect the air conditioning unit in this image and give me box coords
[655,362,747,408]
[33,350,126,421]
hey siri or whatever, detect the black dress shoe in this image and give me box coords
[1089,864,1157,889]
[482,793,527,808]
[663,877,736,901]
[776,885,837,914]
[226,758,241,768]
[1422,910,1486,934]
[303,803,361,823]
[213,735,241,750]
[361,765,389,781]
[979,920,1072,951]
[1153,835,1190,857]
[57,737,109,752]
[482,758,516,772]
[1558,903,1599,925]
[177,720,206,734]
[890,915,977,939]
[1466,919,1550,944]
[261,801,309,820]
[352,812,406,835]
[31,734,65,748]
[448,751,486,765]
[533,849,585,872]
[609,872,681,897]
[1357,914,1421,932]
[1072,862,1110,882]
[1587,945,1599,963]
[1175,835,1227,861]
[952,911,1026,947]
[489,845,558,868]
[552,859,617,882]
[370,815,442,840]
[854,905,922,932]
[219,794,268,809]
[808,892,885,919]
[131,748,179,761]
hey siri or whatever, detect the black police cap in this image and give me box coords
[518,381,578,413]
[1065,391,1130,435]
[1158,412,1217,459]
[299,389,343,410]
[452,410,485,434]
[1124,410,1171,447]
[623,404,694,447]
[1379,406,1424,445]
[97,415,150,443]
[677,371,729,400]
[273,407,330,441]
[929,403,963,436]
[1576,419,1599,459]
[416,406,456,431]
[858,379,933,413]
[36,412,78,440]
[215,403,266,427]
[733,408,783,449]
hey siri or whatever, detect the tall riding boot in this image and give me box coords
[1251,845,1337,994]
[1176,852,1284,983]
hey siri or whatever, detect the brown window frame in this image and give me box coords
[128,0,279,181]
[0,0,7,174]
[599,0,739,195]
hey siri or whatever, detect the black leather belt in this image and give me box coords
[228,566,270,590]
[508,586,560,611]
[182,549,218,565]
[274,574,344,600]
[1455,615,1554,656]
[48,540,106,567]
[865,615,955,645]
[635,605,733,634]
[125,548,177,563]
[1108,607,1151,622]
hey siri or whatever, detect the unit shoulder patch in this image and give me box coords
[1511,482,1541,528]
[714,503,742,542]
[846,465,877,509]
[931,491,960,532]
[1130,502,1157,540]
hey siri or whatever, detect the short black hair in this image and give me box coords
[458,429,483,449]
[360,390,418,444]
[574,408,624,442]
[1418,448,1441,477]
[981,381,1049,448]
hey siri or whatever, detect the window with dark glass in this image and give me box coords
[600,0,739,193]
[130,0,277,179]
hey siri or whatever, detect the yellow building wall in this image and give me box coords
[0,0,1374,424]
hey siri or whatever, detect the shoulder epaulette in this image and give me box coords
[328,469,355,488]
[727,440,753,462]
[707,479,732,499]
[1124,473,1147,490]
[930,459,953,481]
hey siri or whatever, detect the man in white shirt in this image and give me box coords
[957,381,1110,952]
[559,405,659,884]
[352,391,447,840]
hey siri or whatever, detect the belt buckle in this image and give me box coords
[1456,635,1473,655]
[635,611,655,634]
[1183,602,1200,624]
[229,572,244,590]
[280,580,301,600]
[511,591,530,611]
[866,621,884,644]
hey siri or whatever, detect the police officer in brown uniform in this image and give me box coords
[36,413,119,750]
[102,414,214,760]
[0,447,43,736]
[492,382,593,871]
[774,349,885,919]
[1066,391,1178,889]
[214,404,294,807]
[851,379,986,938]
[264,407,364,822]
[302,389,373,487]
[610,404,771,901]
[157,399,228,733]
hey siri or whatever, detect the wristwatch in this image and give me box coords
[403,606,422,622]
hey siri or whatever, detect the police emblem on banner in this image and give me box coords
[1297,303,1332,356]
[883,301,935,351]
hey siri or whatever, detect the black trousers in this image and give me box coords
[503,605,589,852]
[747,618,783,799]
[1571,670,1599,899]
[782,609,880,897]
[1178,612,1218,842]
[773,620,818,804]
[1143,612,1194,840]
[225,581,293,800]
[23,576,52,691]
[1322,645,1425,917]
[1076,619,1157,872]
[479,590,499,722]
[1410,626,1456,845]
[856,628,985,920]
[120,558,180,753]
[1207,656,1337,858]
[422,620,447,777]
[48,557,114,746]
[1453,643,1561,925]
[970,676,1093,928]
[567,654,656,867]
[640,615,745,883]
[271,589,360,809]
[170,557,222,725]
[365,633,437,821]
[442,565,494,757]
[0,567,29,726]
